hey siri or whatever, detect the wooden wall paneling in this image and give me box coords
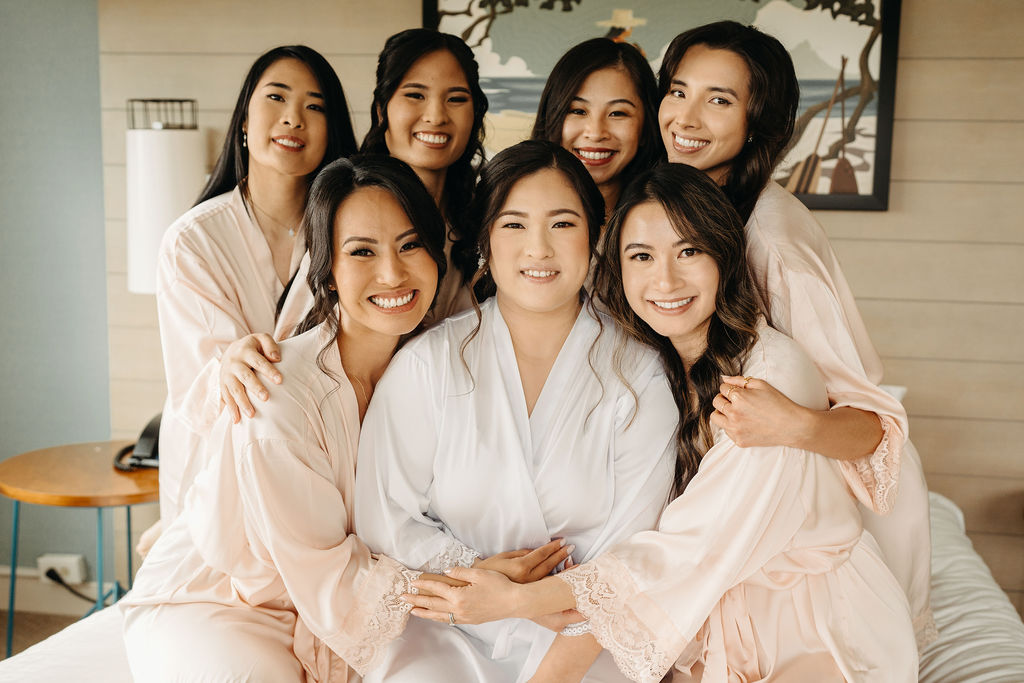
[900,0,1024,59]
[108,327,165,382]
[106,275,158,328]
[833,241,1024,304]
[859,300,1024,363]
[927,473,1024,535]
[109,378,167,435]
[816,181,1024,244]
[968,532,1024,592]
[912,417,1024,479]
[99,54,378,117]
[103,164,126,221]
[885,358,1024,421]
[98,0,420,55]
[890,121,1024,183]
[894,58,1024,121]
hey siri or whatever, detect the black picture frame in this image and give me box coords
[424,0,901,211]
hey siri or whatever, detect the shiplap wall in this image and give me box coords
[98,0,1024,611]
[818,0,1024,614]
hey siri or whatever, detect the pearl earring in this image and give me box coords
[242,131,247,148]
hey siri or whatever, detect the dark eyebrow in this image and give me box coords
[496,208,582,219]
[672,78,738,98]
[341,229,417,247]
[264,81,323,99]
[400,82,471,96]
[342,236,378,246]
[623,239,687,250]
[571,95,637,108]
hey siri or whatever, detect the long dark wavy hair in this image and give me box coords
[294,155,447,372]
[658,21,798,223]
[594,163,760,493]
[195,45,358,206]
[530,38,662,206]
[360,28,488,272]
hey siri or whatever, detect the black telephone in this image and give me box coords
[113,412,162,471]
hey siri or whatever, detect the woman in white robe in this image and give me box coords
[654,21,933,644]
[154,45,358,527]
[123,156,447,682]
[405,163,917,683]
[354,141,678,682]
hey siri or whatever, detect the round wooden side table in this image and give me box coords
[0,441,159,658]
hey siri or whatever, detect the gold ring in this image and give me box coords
[448,612,456,626]
[726,386,737,401]
[742,376,753,389]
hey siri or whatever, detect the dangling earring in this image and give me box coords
[242,131,247,148]
[477,250,487,272]
[746,134,753,143]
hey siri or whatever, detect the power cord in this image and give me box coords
[44,568,102,605]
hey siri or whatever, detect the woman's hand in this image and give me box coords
[405,566,525,625]
[531,609,584,632]
[710,375,810,449]
[474,538,573,584]
[220,333,283,422]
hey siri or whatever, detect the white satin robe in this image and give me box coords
[355,300,678,682]
[156,187,308,523]
[745,182,934,645]
[123,324,418,682]
[559,322,917,683]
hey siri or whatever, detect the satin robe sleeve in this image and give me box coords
[355,347,482,572]
[556,332,830,682]
[192,394,420,675]
[157,226,251,435]
[764,254,906,514]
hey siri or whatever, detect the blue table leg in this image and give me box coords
[6,500,20,658]
[94,507,104,613]
[125,505,133,590]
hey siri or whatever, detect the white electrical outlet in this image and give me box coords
[37,553,87,585]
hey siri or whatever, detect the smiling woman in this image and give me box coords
[150,46,358,540]
[122,156,450,682]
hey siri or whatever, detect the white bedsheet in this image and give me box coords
[1,493,1021,681]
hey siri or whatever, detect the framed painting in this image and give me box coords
[423,0,902,210]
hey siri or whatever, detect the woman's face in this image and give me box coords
[333,186,438,340]
[560,67,644,190]
[658,44,750,185]
[244,58,329,181]
[383,49,475,180]
[488,168,591,318]
[619,200,720,362]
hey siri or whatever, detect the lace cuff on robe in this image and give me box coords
[556,556,678,683]
[420,538,480,574]
[841,414,902,515]
[334,555,421,675]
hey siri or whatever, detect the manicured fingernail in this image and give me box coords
[259,392,268,400]
[558,538,566,547]
[273,375,282,384]
[444,569,453,575]
[565,544,576,555]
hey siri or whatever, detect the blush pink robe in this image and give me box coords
[155,188,308,523]
[558,322,918,683]
[744,182,934,646]
[123,323,418,682]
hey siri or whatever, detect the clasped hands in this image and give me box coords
[404,538,581,631]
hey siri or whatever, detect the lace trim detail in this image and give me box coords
[421,539,480,574]
[557,560,675,683]
[853,415,901,514]
[914,607,939,652]
[336,557,421,675]
[560,620,591,637]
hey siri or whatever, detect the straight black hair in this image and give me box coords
[196,45,358,206]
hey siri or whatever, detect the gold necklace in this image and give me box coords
[350,374,369,407]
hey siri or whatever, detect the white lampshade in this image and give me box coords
[125,128,205,294]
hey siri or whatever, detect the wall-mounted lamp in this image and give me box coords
[125,99,205,294]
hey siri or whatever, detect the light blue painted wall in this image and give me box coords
[0,0,112,582]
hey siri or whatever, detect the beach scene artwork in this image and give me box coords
[435,0,896,208]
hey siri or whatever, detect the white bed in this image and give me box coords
[1,492,1022,682]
